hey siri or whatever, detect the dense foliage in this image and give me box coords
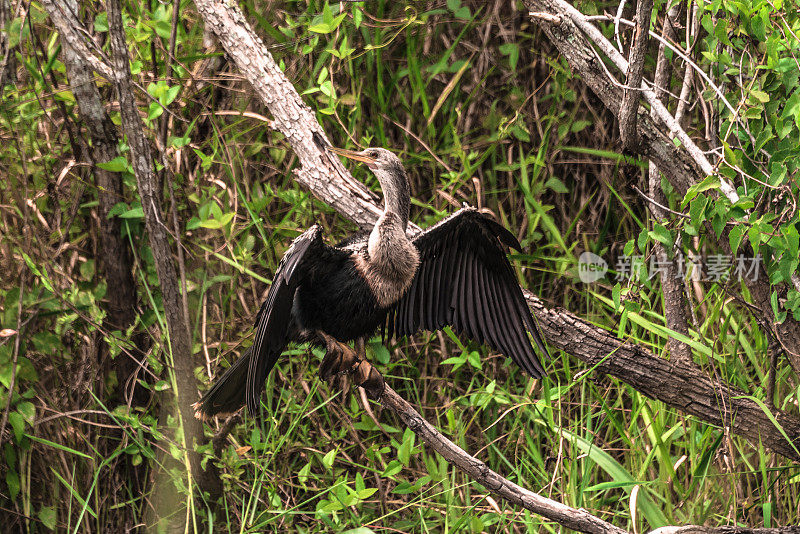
[1,0,799,531]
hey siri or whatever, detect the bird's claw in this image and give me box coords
[353,359,385,400]
[318,333,385,400]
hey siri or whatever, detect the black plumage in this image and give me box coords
[386,208,547,378]
[193,146,550,420]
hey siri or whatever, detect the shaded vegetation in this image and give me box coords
[1,0,799,531]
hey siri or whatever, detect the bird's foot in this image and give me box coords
[319,333,359,379]
[352,359,385,400]
[318,333,385,400]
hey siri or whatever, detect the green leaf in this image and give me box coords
[381,460,402,477]
[498,42,519,70]
[544,177,568,193]
[39,505,56,530]
[398,438,411,466]
[8,412,24,442]
[649,224,672,246]
[309,5,346,34]
[16,401,35,425]
[750,89,770,103]
[97,156,129,172]
[369,342,391,364]
[6,469,19,501]
[784,224,799,259]
[298,462,311,485]
[682,176,720,207]
[93,12,108,32]
[199,212,234,229]
[164,85,180,106]
[118,206,144,219]
[322,448,337,470]
[729,224,746,254]
[689,196,707,226]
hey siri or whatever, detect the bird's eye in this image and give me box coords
[369,150,380,159]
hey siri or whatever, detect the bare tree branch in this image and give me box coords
[618,0,653,150]
[40,0,115,80]
[647,4,692,366]
[380,385,627,534]
[523,0,800,379]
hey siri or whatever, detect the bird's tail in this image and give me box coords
[193,348,252,420]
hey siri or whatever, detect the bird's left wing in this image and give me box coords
[194,225,323,419]
[386,208,549,378]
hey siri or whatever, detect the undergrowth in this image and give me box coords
[1,0,799,531]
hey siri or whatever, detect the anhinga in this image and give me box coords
[194,145,549,419]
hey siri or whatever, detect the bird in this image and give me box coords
[193,143,550,420]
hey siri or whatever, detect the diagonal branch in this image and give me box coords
[380,385,626,534]
[192,0,800,462]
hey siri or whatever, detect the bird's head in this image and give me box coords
[327,146,402,172]
[328,145,410,226]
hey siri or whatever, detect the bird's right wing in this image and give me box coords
[386,208,548,378]
[194,225,323,419]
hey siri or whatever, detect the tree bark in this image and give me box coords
[618,0,653,150]
[105,0,220,504]
[647,4,692,366]
[60,0,143,404]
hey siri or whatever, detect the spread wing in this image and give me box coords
[386,208,549,378]
[194,225,322,419]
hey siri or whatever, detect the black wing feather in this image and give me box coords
[195,225,322,419]
[389,208,549,379]
[245,225,322,415]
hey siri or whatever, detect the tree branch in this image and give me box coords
[647,3,692,366]
[380,385,627,534]
[60,0,144,403]
[618,0,653,150]
[40,0,114,80]
[105,0,220,501]
[523,0,800,380]
[193,0,800,464]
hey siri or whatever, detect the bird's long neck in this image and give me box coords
[375,162,410,230]
[366,162,412,263]
[357,161,419,307]
[365,163,417,274]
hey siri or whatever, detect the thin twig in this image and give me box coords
[547,1,739,203]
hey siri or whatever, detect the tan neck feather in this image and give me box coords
[357,212,420,307]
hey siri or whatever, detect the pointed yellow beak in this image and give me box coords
[327,146,377,165]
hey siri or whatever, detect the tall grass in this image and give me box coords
[0,0,797,532]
